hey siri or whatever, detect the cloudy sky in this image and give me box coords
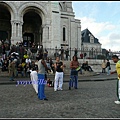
[72,1,120,52]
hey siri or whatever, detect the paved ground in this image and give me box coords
[0,72,119,118]
[0,79,120,118]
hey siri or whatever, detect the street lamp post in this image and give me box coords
[55,46,57,53]
[91,47,93,59]
[70,18,71,61]
[70,47,71,61]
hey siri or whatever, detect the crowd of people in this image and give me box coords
[2,39,120,103]
[1,39,120,104]
[0,40,87,101]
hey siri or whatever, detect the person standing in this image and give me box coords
[61,47,64,60]
[74,48,78,57]
[54,56,65,91]
[69,55,79,90]
[111,55,120,104]
[65,48,69,61]
[44,48,48,60]
[37,56,50,100]
[30,67,38,95]
[101,59,107,73]
[49,58,55,74]
[106,59,111,75]
[8,60,16,81]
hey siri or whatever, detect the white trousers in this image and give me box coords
[54,72,63,90]
[30,71,38,94]
[117,79,120,101]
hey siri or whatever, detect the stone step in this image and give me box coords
[0,70,97,77]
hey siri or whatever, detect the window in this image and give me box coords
[89,34,94,43]
[63,27,66,41]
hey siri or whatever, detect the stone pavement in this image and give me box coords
[0,80,119,118]
[0,70,119,118]
[0,70,117,85]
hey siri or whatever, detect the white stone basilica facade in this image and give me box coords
[0,1,81,50]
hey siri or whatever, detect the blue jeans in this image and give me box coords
[9,72,14,81]
[69,69,78,88]
[38,74,47,100]
[16,71,24,77]
[107,66,110,75]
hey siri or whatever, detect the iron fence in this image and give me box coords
[45,48,112,60]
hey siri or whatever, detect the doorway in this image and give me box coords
[23,33,34,47]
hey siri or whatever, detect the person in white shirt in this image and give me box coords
[30,67,38,95]
[25,57,31,64]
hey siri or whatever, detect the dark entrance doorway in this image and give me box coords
[23,33,34,47]
[0,30,8,41]
[0,3,11,43]
[23,10,42,46]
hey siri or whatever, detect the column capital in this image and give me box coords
[11,20,23,25]
[41,24,50,28]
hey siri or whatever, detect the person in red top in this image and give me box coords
[69,55,80,90]
[80,53,83,59]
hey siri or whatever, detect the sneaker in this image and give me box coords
[54,89,57,92]
[114,100,120,104]
[58,88,63,91]
[69,87,71,90]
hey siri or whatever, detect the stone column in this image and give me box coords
[17,23,20,37]
[19,22,23,41]
[11,20,17,45]
[11,20,23,45]
[42,24,49,48]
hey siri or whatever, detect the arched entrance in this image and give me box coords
[23,10,42,47]
[0,3,11,43]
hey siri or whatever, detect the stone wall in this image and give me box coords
[63,59,116,73]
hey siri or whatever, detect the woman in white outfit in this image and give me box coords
[54,56,65,91]
[30,68,38,95]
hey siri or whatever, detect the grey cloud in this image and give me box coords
[109,33,120,40]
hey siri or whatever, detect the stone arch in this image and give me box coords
[18,2,48,24]
[0,2,16,20]
[0,2,17,42]
[22,10,42,46]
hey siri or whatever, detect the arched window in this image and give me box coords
[63,27,66,41]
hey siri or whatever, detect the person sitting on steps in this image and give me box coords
[81,61,93,72]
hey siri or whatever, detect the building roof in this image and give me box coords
[81,28,101,44]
